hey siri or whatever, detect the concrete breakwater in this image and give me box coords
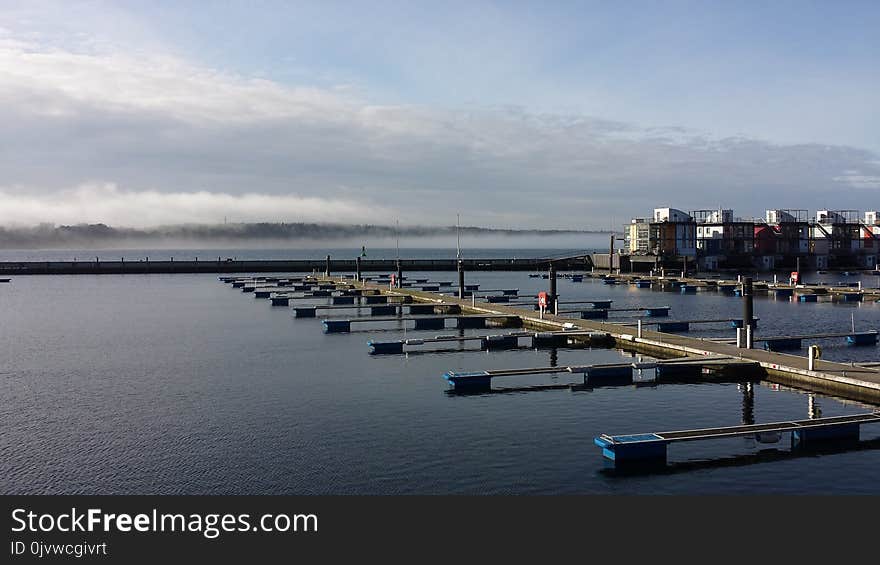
[0,256,591,275]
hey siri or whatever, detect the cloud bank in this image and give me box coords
[1,36,878,229]
[0,184,392,227]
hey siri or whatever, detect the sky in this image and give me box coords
[0,0,878,229]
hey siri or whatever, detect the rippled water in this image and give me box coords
[2,266,880,494]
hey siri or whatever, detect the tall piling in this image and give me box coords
[609,235,615,274]
[742,276,754,349]
[549,262,558,315]
[396,260,403,289]
[458,260,465,299]
[355,256,362,282]
[325,255,331,278]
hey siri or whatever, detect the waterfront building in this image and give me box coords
[625,206,879,271]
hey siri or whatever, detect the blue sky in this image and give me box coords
[0,1,878,228]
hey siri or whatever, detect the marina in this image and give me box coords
[5,259,880,492]
[247,264,880,472]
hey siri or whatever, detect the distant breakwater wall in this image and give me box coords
[0,257,592,275]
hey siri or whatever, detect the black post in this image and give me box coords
[458,260,465,299]
[549,262,557,315]
[396,260,402,288]
[743,277,754,348]
[325,255,331,278]
[796,256,801,284]
[609,235,615,274]
[355,256,362,282]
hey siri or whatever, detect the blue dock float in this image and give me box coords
[791,423,861,447]
[838,293,863,302]
[331,295,356,305]
[294,307,318,318]
[443,371,492,390]
[603,278,617,285]
[634,280,652,288]
[271,296,290,306]
[594,412,880,469]
[846,332,879,346]
[734,288,743,297]
[594,434,668,466]
[645,307,670,317]
[772,288,793,298]
[717,284,737,294]
[254,290,273,298]
[368,340,405,355]
[798,294,818,302]
[657,321,690,332]
[729,319,758,328]
[580,309,609,319]
[680,285,697,294]
[322,320,351,333]
[763,337,802,351]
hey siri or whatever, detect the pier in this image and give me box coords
[316,274,880,404]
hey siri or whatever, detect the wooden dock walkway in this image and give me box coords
[323,276,880,403]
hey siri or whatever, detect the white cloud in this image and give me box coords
[0,38,878,229]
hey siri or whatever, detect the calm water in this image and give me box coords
[2,261,880,494]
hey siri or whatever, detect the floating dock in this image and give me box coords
[594,412,880,468]
[322,314,522,333]
[367,330,613,354]
[443,355,761,390]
